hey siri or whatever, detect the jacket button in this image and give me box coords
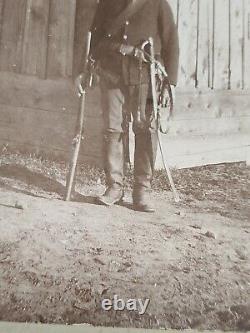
[123,35,128,40]
[125,21,129,25]
[107,33,112,38]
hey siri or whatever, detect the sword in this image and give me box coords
[148,37,181,203]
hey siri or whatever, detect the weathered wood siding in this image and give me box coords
[0,0,77,78]
[0,0,249,167]
[1,0,250,88]
[172,0,250,90]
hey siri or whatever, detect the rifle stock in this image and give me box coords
[65,32,92,201]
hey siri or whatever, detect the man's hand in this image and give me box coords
[159,83,176,109]
[170,85,176,105]
[75,73,85,96]
[119,44,135,56]
[158,84,176,133]
[119,44,149,62]
[75,70,99,96]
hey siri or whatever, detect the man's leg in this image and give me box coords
[97,83,125,206]
[133,129,157,212]
[131,85,158,212]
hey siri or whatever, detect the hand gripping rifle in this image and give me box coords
[65,32,93,201]
[147,37,181,203]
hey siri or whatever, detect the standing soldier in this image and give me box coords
[78,0,179,212]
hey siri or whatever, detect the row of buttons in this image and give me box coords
[107,20,130,40]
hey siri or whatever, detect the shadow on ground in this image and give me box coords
[0,164,97,206]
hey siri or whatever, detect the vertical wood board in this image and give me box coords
[46,0,76,78]
[244,0,250,88]
[21,0,50,78]
[230,0,244,89]
[66,0,77,77]
[0,0,4,36]
[196,0,211,89]
[213,0,230,89]
[0,0,27,73]
[177,0,198,89]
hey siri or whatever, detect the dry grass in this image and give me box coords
[1,150,249,221]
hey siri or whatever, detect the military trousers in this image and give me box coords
[100,78,158,189]
[100,79,157,134]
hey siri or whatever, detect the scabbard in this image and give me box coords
[124,129,131,166]
[122,112,131,170]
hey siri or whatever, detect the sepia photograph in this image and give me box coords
[0,0,249,332]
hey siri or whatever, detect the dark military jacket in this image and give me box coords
[90,0,179,86]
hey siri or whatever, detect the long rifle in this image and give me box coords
[148,37,180,203]
[65,32,92,201]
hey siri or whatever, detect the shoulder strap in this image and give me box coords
[106,0,149,36]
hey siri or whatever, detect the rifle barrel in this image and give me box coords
[65,32,92,201]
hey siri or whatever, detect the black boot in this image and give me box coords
[133,186,155,213]
[97,132,124,206]
[98,183,124,206]
[133,132,157,212]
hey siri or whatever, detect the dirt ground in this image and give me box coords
[0,153,249,330]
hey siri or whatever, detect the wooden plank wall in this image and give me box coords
[0,0,80,78]
[171,0,250,90]
[0,0,250,166]
[0,0,101,163]
[0,0,249,88]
